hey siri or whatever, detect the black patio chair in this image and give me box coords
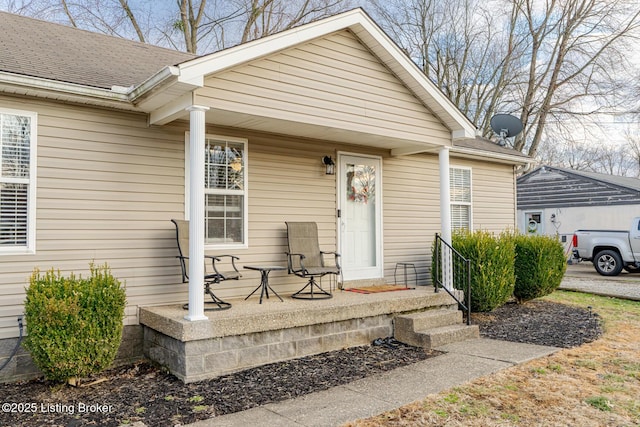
[171,219,240,310]
[285,221,341,300]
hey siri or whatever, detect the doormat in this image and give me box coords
[344,285,413,294]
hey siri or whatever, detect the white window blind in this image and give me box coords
[0,183,28,245]
[450,167,471,230]
[0,110,35,252]
[451,204,470,230]
[450,168,471,203]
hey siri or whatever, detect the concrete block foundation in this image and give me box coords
[140,287,459,383]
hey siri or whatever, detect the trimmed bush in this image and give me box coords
[514,234,566,303]
[24,263,126,383]
[452,229,515,312]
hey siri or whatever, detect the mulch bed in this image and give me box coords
[0,300,602,427]
[472,299,603,348]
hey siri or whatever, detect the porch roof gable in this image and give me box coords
[135,8,477,142]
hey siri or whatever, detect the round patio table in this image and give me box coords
[243,265,286,304]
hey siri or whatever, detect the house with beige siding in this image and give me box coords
[0,8,529,381]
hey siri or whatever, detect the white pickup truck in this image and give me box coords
[572,217,640,276]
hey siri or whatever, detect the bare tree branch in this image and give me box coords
[118,0,144,42]
[60,0,77,27]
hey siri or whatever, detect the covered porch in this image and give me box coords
[139,286,474,383]
[132,10,475,322]
[134,9,483,382]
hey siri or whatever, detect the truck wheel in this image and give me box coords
[593,250,623,276]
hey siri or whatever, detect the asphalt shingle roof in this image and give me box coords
[453,137,530,160]
[0,11,532,165]
[0,11,196,89]
[517,165,640,209]
[537,166,640,192]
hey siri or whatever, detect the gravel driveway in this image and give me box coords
[560,262,640,301]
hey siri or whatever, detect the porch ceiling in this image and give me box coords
[201,108,445,154]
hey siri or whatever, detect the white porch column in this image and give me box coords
[185,105,209,321]
[439,147,453,290]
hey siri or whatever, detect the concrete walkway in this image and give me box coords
[187,338,559,427]
[185,264,639,427]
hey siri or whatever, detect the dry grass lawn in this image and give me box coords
[344,291,640,427]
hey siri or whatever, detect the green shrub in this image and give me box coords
[513,234,566,303]
[452,229,515,312]
[24,263,126,383]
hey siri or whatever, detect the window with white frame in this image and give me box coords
[450,167,471,230]
[186,134,248,248]
[0,109,36,253]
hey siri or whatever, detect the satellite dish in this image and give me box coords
[490,114,523,146]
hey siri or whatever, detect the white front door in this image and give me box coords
[339,154,383,281]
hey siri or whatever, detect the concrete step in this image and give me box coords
[394,309,479,350]
[427,324,480,348]
[395,308,462,332]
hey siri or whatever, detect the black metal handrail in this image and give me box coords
[433,233,471,325]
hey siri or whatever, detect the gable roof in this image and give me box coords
[0,8,478,141]
[137,8,477,140]
[0,11,196,89]
[517,165,640,209]
[0,7,536,165]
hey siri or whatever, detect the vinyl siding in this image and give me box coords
[0,95,188,339]
[382,154,441,284]
[204,127,373,299]
[197,30,450,144]
[455,158,517,232]
[382,155,516,285]
[0,107,516,340]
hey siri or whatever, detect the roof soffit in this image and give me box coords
[450,148,530,165]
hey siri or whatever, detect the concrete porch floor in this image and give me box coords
[140,286,457,341]
[139,287,461,382]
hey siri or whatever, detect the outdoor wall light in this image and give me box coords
[323,155,335,175]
